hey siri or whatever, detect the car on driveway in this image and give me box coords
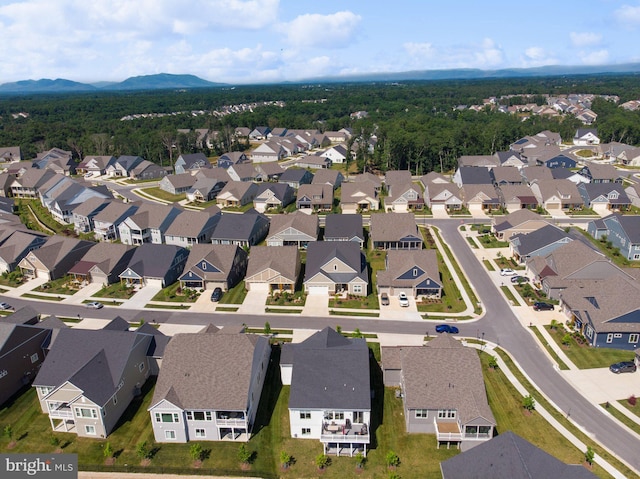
[533,301,554,311]
[210,287,223,302]
[85,301,103,309]
[510,275,529,284]
[500,268,516,276]
[609,361,637,374]
[0,302,13,310]
[398,292,410,307]
[435,324,459,334]
[380,292,390,306]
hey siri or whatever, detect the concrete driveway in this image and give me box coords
[563,368,640,404]
[302,293,328,316]
[120,285,162,309]
[379,294,422,321]
[237,289,268,314]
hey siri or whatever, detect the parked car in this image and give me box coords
[510,275,529,284]
[609,361,637,374]
[500,268,516,276]
[210,287,223,302]
[398,292,410,307]
[0,302,13,310]
[533,301,554,311]
[380,292,390,306]
[435,324,459,334]
[85,301,103,309]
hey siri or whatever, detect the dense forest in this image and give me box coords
[2,74,640,174]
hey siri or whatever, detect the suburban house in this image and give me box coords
[119,243,189,288]
[185,177,226,203]
[304,241,368,296]
[93,201,140,242]
[551,167,590,185]
[381,334,496,449]
[0,146,22,163]
[217,152,249,169]
[174,153,211,175]
[34,326,160,438]
[210,211,270,247]
[384,182,424,212]
[384,170,412,189]
[497,184,539,211]
[573,128,600,146]
[311,169,344,189]
[560,275,640,350]
[280,327,371,457]
[577,183,631,212]
[440,431,597,479]
[279,168,314,189]
[0,323,53,407]
[249,126,271,140]
[495,150,527,168]
[509,224,573,263]
[164,209,221,247]
[130,160,170,181]
[424,183,463,213]
[159,174,197,196]
[419,172,450,189]
[340,182,379,213]
[105,156,144,177]
[118,203,182,245]
[39,177,112,225]
[33,148,76,176]
[216,181,258,208]
[18,236,94,281]
[353,172,383,193]
[461,184,501,213]
[491,166,523,186]
[255,162,285,181]
[77,155,116,176]
[578,163,622,184]
[542,154,577,169]
[492,209,552,240]
[324,214,365,248]
[521,165,554,185]
[67,242,135,285]
[376,249,442,299]
[72,197,111,234]
[296,155,332,169]
[227,163,260,183]
[253,183,295,213]
[587,213,640,261]
[251,141,286,163]
[266,211,319,248]
[319,144,349,164]
[296,184,334,212]
[530,179,583,211]
[370,213,423,250]
[0,229,48,273]
[179,244,248,291]
[148,329,271,443]
[244,245,301,293]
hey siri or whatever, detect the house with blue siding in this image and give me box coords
[509,224,572,263]
[587,213,640,261]
[543,154,577,169]
[577,183,631,213]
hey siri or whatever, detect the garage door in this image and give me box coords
[546,202,560,210]
[469,204,483,213]
[432,204,446,212]
[307,285,329,295]
[248,282,270,292]
[592,203,609,213]
[394,288,414,297]
[146,279,164,288]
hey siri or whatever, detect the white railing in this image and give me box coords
[216,418,247,427]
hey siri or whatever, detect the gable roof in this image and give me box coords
[510,224,571,256]
[370,213,421,243]
[267,211,318,238]
[181,244,246,281]
[493,209,547,232]
[305,241,367,283]
[122,243,186,278]
[324,214,364,242]
[377,249,440,289]
[211,211,269,241]
[245,245,299,282]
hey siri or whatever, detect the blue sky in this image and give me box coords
[2,0,640,84]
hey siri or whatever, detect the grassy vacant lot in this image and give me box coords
[218,281,248,305]
[545,325,633,369]
[0,344,610,478]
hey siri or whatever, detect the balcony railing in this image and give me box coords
[48,406,73,419]
[216,418,247,427]
[320,422,369,443]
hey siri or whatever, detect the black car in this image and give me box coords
[533,301,554,311]
[210,287,223,302]
[435,324,459,334]
[510,275,529,284]
[609,361,637,374]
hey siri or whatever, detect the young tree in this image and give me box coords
[488,356,499,370]
[522,395,536,412]
[238,443,252,465]
[315,454,330,470]
[103,442,113,458]
[263,321,271,335]
[280,451,292,469]
[355,451,366,469]
[386,450,400,468]
[190,443,203,462]
[136,441,151,460]
[584,446,595,466]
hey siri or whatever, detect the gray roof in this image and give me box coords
[382,334,495,425]
[599,213,640,242]
[491,166,523,184]
[267,211,318,239]
[457,155,500,168]
[352,172,382,187]
[376,249,440,289]
[324,214,364,242]
[0,323,50,357]
[163,173,196,189]
[165,209,219,238]
[254,182,292,201]
[27,236,94,270]
[181,244,246,281]
[34,328,152,406]
[4,305,39,325]
[122,243,187,279]
[125,203,181,230]
[211,211,269,242]
[246,245,299,283]
[579,183,630,205]
[93,200,139,224]
[510,224,571,256]
[150,332,269,410]
[493,209,547,232]
[311,169,342,186]
[457,166,494,185]
[284,327,370,410]
[370,213,421,243]
[305,241,368,284]
[279,168,313,183]
[440,431,597,479]
[384,170,412,187]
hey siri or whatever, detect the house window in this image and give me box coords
[38,387,53,396]
[606,334,613,343]
[300,411,311,420]
[113,394,118,406]
[413,268,418,277]
[30,353,39,363]
[301,428,311,436]
[584,327,594,339]
[155,412,180,423]
[324,411,344,420]
[634,254,640,260]
[195,429,206,438]
[139,362,145,372]
[614,333,623,338]
[415,409,428,418]
[353,285,362,293]
[164,430,176,440]
[75,407,98,419]
[629,334,639,344]
[437,409,456,419]
[84,425,96,436]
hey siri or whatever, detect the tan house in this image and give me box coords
[245,245,301,292]
[492,209,552,240]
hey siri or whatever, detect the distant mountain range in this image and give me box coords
[2,64,640,94]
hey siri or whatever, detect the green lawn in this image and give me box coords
[600,403,640,435]
[545,326,634,369]
[265,291,306,306]
[477,234,509,248]
[218,281,248,305]
[139,187,185,203]
[618,399,640,420]
[93,282,136,299]
[34,276,80,295]
[500,285,521,306]
[483,259,495,271]
[151,282,201,303]
[530,326,569,370]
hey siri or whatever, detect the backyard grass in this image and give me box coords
[139,187,185,203]
[545,325,633,369]
[530,326,570,370]
[93,282,136,299]
[217,281,247,305]
[151,282,201,303]
[600,403,640,435]
[494,348,634,479]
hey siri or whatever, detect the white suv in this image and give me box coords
[500,268,516,276]
[398,292,410,307]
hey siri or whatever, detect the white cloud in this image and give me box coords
[614,4,640,27]
[570,32,602,47]
[473,38,504,68]
[280,11,362,49]
[579,49,610,65]
[404,42,437,58]
[519,46,558,67]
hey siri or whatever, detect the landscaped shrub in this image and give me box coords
[629,395,637,406]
